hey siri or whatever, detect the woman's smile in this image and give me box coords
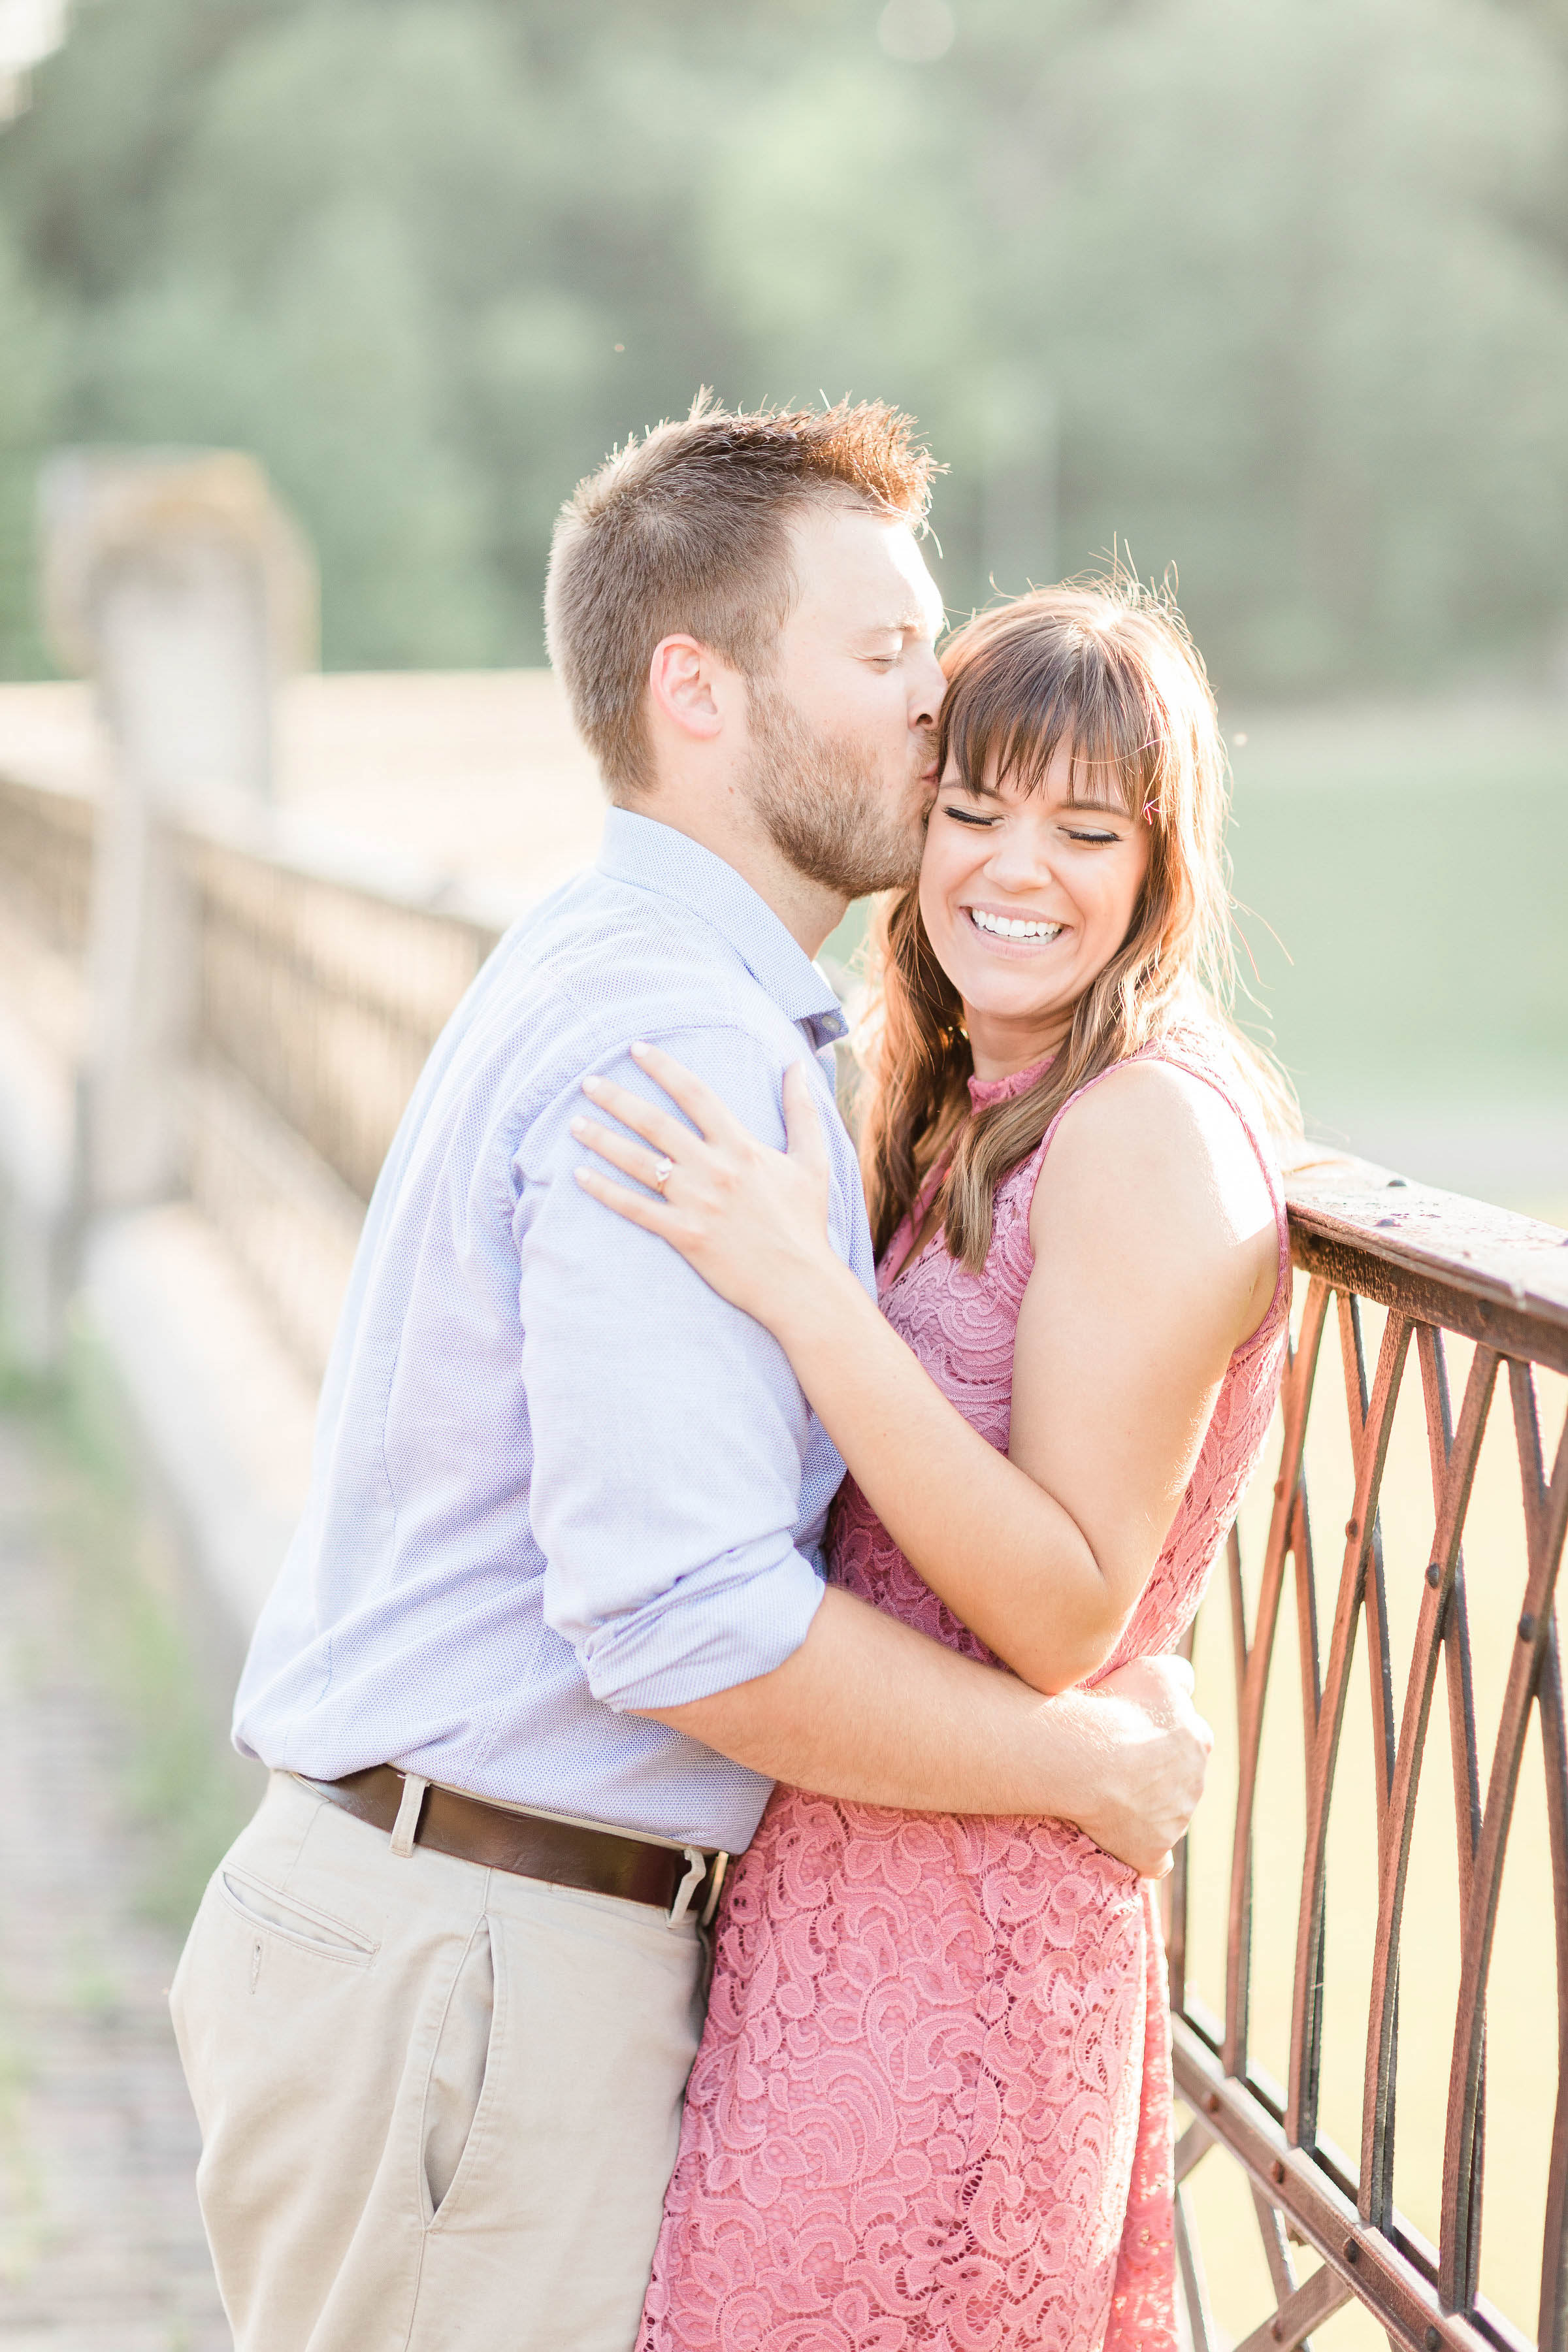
[962,903,1068,949]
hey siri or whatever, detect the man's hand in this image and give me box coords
[1066,1656,1214,1878]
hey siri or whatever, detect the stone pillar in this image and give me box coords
[40,448,315,1213]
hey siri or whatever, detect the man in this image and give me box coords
[171,398,1211,2352]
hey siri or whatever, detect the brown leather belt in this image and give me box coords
[295,1767,728,1925]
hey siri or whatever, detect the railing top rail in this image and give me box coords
[1286,1151,1568,1369]
[181,791,527,945]
[0,764,99,818]
[0,760,531,943]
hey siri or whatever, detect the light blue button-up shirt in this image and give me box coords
[233,809,875,1852]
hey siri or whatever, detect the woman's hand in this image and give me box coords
[571,1041,841,1334]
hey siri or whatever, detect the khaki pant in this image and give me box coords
[171,1772,706,2352]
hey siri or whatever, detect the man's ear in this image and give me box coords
[647,635,738,743]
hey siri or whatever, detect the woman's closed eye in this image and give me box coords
[938,797,1126,846]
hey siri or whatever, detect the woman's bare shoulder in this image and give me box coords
[1029,1054,1277,1307]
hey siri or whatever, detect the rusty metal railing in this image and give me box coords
[1170,1163,1568,2351]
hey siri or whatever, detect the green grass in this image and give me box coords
[0,1337,255,1935]
[1224,698,1567,1118]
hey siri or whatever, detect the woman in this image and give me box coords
[572,580,1294,2349]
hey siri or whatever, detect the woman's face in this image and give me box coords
[918,741,1152,1079]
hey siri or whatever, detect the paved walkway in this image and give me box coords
[0,1417,230,2351]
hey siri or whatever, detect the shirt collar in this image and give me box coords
[596,808,849,1047]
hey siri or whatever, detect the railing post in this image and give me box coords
[38,449,315,1214]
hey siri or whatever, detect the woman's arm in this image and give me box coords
[996,1060,1278,1683]
[573,1046,1277,1693]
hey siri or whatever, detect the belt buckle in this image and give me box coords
[668,1846,730,1930]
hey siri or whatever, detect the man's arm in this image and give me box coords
[521,1026,838,1715]
[642,1590,1211,1878]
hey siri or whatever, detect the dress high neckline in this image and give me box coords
[966,1050,1055,1110]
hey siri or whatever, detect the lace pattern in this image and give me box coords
[640,1024,1289,2350]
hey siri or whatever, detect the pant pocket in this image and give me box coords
[422,1917,495,2219]
[218,1868,380,1968]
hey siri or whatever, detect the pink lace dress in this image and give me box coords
[639,1024,1290,2352]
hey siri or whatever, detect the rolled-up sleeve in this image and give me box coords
[517,1025,831,1713]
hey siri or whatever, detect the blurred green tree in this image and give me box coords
[1,0,1565,688]
[0,220,59,675]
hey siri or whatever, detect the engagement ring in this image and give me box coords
[651,1154,675,1193]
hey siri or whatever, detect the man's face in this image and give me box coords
[738,504,945,899]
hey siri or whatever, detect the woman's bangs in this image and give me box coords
[1060,717,1146,818]
[1063,654,1165,816]
[941,644,1148,818]
[943,690,1070,800]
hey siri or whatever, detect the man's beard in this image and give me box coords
[740,679,928,900]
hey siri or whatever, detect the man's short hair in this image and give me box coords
[545,393,935,798]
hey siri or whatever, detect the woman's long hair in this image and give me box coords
[860,574,1297,1272]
